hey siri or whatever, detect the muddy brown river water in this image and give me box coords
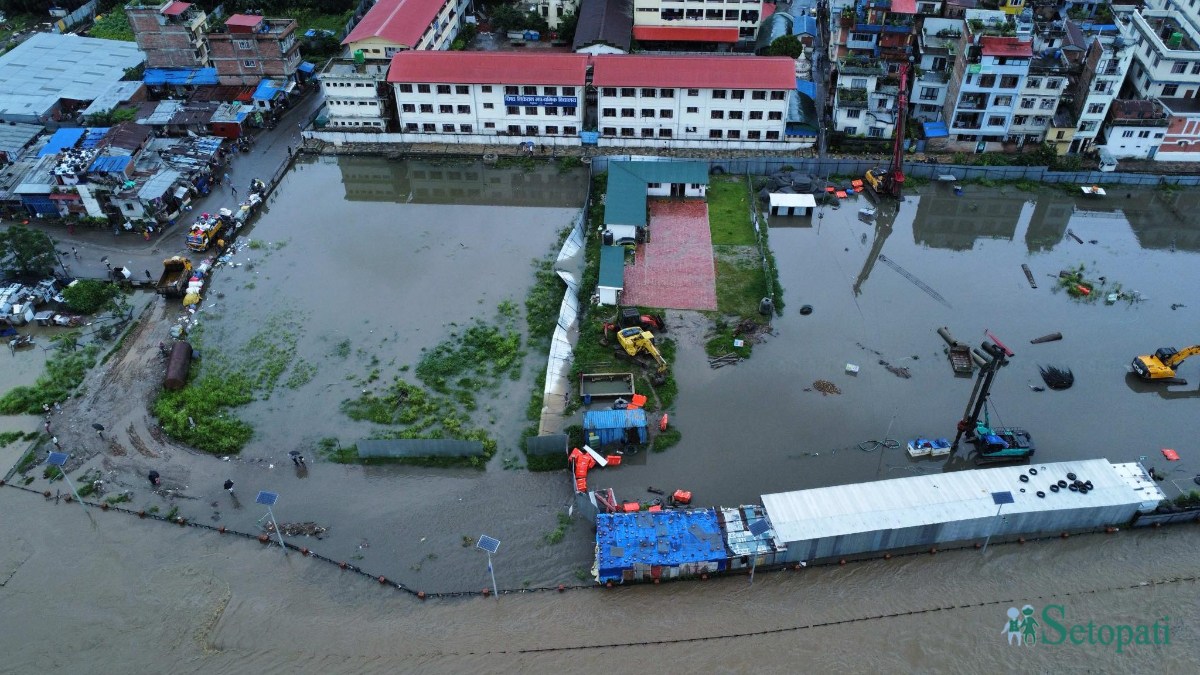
[2,157,1199,671]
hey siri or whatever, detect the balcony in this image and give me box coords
[957,94,987,111]
[918,69,949,84]
[836,88,869,109]
[838,57,886,77]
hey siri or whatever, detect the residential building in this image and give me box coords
[913,18,963,122]
[942,9,1033,150]
[1065,18,1134,154]
[127,1,209,69]
[573,0,633,54]
[531,0,581,30]
[343,0,470,59]
[1100,98,1168,159]
[830,0,916,63]
[389,52,589,141]
[319,59,392,131]
[0,33,146,124]
[1155,97,1200,161]
[1125,3,1200,102]
[208,14,301,86]
[630,0,768,46]
[592,55,800,147]
[1008,49,1068,146]
[833,57,894,137]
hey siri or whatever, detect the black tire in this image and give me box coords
[1037,491,1046,498]
[1067,472,1077,480]
[1019,475,1029,483]
[1057,480,1068,488]
[1050,485,1060,493]
[1029,468,1038,475]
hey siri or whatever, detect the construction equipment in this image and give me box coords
[1131,345,1200,384]
[863,62,910,200]
[612,326,668,384]
[617,306,667,333]
[952,340,1035,464]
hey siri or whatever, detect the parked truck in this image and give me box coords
[157,256,193,298]
[186,212,229,252]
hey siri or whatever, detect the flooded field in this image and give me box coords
[3,157,1200,658]
[603,182,1200,507]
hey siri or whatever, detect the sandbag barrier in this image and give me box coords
[2,481,1194,602]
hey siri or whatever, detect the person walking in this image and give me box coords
[51,436,60,449]
[223,479,235,495]
[71,246,79,259]
[231,186,238,199]
[145,270,152,280]
[223,172,231,185]
[289,450,305,466]
[148,470,161,487]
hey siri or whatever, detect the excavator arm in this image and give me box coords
[1166,345,1200,368]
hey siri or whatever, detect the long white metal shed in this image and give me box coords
[767,192,816,216]
[761,459,1163,562]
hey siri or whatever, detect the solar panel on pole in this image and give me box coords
[256,491,286,554]
[45,452,93,526]
[477,535,500,599]
[747,519,770,586]
[982,492,1014,554]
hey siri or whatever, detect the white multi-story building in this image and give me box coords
[389,52,588,139]
[630,0,767,46]
[591,54,799,147]
[1069,18,1134,154]
[913,18,963,122]
[942,10,1033,148]
[1008,57,1067,146]
[1100,98,1168,159]
[833,58,895,138]
[343,0,470,60]
[319,60,391,130]
[1126,3,1200,101]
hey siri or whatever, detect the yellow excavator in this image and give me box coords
[1131,345,1200,383]
[613,326,669,384]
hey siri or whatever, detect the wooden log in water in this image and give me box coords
[1022,264,1037,289]
[1030,332,1063,344]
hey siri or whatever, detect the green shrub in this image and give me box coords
[61,280,121,314]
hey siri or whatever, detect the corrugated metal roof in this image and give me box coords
[137,169,182,200]
[81,81,144,117]
[584,408,647,431]
[591,54,795,89]
[162,1,192,16]
[598,245,624,289]
[356,438,485,458]
[0,33,145,122]
[387,52,591,86]
[762,459,1149,545]
[253,79,284,101]
[721,506,784,556]
[595,509,726,579]
[39,128,86,156]
[604,160,709,227]
[573,0,633,52]
[0,122,42,156]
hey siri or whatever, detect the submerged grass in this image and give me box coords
[154,316,302,454]
[0,345,100,415]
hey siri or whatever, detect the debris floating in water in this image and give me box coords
[813,380,842,396]
[1038,365,1075,390]
[878,360,912,379]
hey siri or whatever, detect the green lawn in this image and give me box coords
[714,250,768,318]
[291,9,353,34]
[90,7,134,42]
[707,176,756,245]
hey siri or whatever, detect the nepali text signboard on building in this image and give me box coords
[504,95,578,107]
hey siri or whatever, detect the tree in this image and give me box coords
[0,224,57,279]
[765,35,805,59]
[557,11,578,43]
[61,279,120,315]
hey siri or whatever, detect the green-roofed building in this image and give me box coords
[603,160,709,244]
[598,245,625,306]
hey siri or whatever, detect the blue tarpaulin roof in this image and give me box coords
[253,79,283,101]
[79,127,109,149]
[923,121,949,138]
[796,79,816,99]
[39,128,85,155]
[144,67,219,86]
[298,61,315,73]
[598,245,624,289]
[595,509,728,582]
[88,155,131,173]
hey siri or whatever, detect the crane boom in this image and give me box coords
[889,63,909,199]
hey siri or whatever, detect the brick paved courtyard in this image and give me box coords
[620,200,718,311]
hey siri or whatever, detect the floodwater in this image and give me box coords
[2,485,1197,672]
[4,161,1200,671]
[603,183,1200,507]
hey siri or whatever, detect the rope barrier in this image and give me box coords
[2,481,1196,602]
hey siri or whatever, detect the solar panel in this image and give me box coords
[476,535,501,554]
[748,519,771,537]
[255,491,279,506]
[991,491,1015,505]
[46,451,69,467]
